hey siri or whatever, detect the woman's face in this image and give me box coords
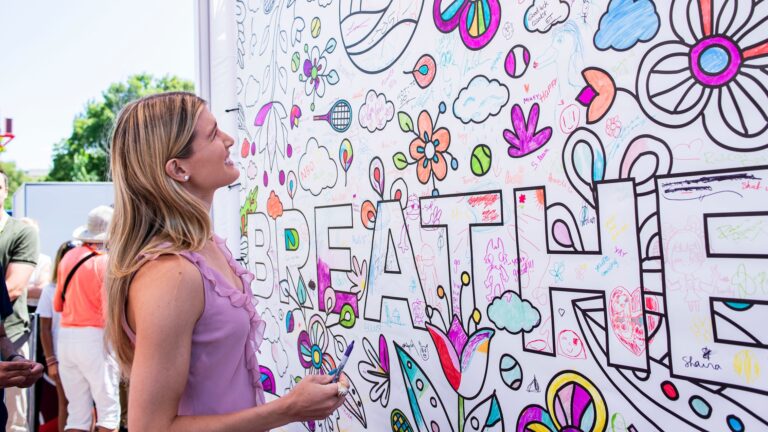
[182,106,239,198]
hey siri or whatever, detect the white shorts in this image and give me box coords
[58,327,121,430]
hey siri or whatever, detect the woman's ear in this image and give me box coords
[165,158,191,183]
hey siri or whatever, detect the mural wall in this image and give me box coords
[232,0,768,430]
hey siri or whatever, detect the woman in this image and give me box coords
[37,241,77,432]
[105,92,348,431]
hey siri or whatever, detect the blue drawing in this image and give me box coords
[594,0,659,51]
[487,291,541,334]
[394,343,454,432]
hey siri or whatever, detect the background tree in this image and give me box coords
[0,161,31,210]
[46,74,194,182]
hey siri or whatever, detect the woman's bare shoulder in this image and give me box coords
[129,254,204,315]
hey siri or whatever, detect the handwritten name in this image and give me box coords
[683,356,722,371]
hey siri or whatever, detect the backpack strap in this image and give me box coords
[60,252,99,304]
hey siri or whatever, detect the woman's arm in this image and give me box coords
[39,318,58,380]
[127,255,345,432]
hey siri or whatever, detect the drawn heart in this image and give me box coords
[558,308,565,317]
[524,84,530,93]
[609,287,649,356]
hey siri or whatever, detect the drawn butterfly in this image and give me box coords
[433,0,501,50]
[357,335,391,408]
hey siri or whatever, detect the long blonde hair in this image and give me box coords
[106,92,210,374]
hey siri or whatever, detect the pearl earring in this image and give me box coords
[184,175,190,181]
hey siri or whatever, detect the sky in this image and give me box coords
[0,0,196,172]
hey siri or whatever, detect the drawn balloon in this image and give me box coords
[369,156,385,198]
[405,54,437,88]
[286,171,297,204]
[339,139,353,185]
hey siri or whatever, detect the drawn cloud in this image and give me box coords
[298,137,338,196]
[524,0,570,33]
[359,90,395,132]
[487,291,541,333]
[453,75,510,124]
[594,0,660,51]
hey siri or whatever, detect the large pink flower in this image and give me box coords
[426,315,494,399]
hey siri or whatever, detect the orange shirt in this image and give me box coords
[53,245,108,328]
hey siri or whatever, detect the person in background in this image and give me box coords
[0,263,43,428]
[106,92,347,431]
[0,169,40,432]
[53,206,120,432]
[37,241,77,432]
[19,218,52,308]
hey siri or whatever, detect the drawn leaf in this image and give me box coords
[279,30,288,53]
[259,25,271,55]
[325,38,337,54]
[279,67,288,93]
[393,152,408,170]
[326,70,340,85]
[398,112,413,132]
[333,333,348,358]
[262,65,271,94]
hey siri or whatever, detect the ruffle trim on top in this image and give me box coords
[199,236,267,399]
[139,238,267,402]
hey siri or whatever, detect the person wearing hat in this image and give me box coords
[53,206,120,432]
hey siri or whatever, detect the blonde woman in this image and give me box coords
[106,92,348,431]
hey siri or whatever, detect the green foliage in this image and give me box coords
[46,74,194,182]
[0,161,31,210]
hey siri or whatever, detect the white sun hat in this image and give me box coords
[72,205,113,244]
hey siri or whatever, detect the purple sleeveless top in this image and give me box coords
[123,236,267,415]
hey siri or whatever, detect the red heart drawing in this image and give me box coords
[609,287,657,356]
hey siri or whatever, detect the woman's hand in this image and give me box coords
[285,374,348,422]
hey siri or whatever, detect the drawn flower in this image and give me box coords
[517,371,607,432]
[357,335,390,408]
[303,46,327,99]
[347,256,368,300]
[605,116,621,138]
[411,111,450,183]
[426,314,494,399]
[504,103,552,158]
[637,0,768,151]
[297,315,337,375]
[253,102,288,170]
[433,0,501,50]
[394,103,458,195]
[298,39,340,111]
